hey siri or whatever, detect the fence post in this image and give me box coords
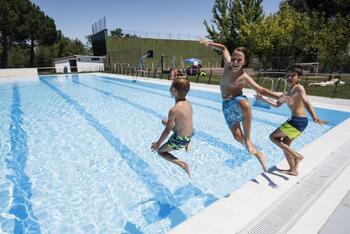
[195,72,200,83]
[208,68,212,84]
[332,82,338,98]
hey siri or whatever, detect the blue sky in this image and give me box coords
[31,0,281,43]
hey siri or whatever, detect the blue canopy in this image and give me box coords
[184,58,202,65]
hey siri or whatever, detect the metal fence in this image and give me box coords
[111,29,205,41]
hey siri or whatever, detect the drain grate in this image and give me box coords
[239,140,350,234]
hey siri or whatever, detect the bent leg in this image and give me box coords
[270,129,303,176]
[238,99,257,155]
[229,123,267,172]
[157,144,190,177]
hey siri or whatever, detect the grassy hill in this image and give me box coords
[106,37,222,69]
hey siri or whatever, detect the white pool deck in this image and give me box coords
[97,74,350,234]
[3,73,349,233]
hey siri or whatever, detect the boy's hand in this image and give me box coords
[254,93,263,100]
[150,142,160,152]
[199,38,210,47]
[314,119,329,125]
[278,95,294,105]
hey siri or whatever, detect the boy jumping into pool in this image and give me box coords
[199,39,285,172]
[255,65,327,176]
[151,78,193,177]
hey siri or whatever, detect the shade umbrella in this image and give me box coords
[184,58,202,65]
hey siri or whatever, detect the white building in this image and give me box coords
[54,55,105,73]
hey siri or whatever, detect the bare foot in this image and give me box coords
[276,167,291,172]
[294,153,304,171]
[245,140,257,155]
[277,169,298,176]
[255,151,267,172]
[179,162,191,177]
[185,143,192,152]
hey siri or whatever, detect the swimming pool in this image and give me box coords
[0,74,347,233]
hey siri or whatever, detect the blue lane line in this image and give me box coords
[96,76,279,128]
[6,84,41,233]
[39,78,193,229]
[69,78,252,165]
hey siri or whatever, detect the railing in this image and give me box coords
[106,64,349,98]
[111,29,205,41]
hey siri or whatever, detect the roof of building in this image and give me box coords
[53,55,106,61]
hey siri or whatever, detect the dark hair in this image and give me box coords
[172,78,190,97]
[291,65,303,76]
[234,47,250,68]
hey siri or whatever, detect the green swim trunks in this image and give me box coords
[279,116,308,139]
[166,133,191,150]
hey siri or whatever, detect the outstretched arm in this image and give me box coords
[199,38,231,63]
[298,86,327,124]
[245,75,280,99]
[255,94,282,108]
[151,108,176,152]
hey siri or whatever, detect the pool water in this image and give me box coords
[0,74,341,233]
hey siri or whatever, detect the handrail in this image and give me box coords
[274,78,287,92]
[261,77,274,90]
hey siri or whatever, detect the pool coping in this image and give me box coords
[90,73,350,234]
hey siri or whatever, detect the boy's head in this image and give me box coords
[291,65,303,76]
[231,47,250,71]
[287,65,303,85]
[170,78,190,99]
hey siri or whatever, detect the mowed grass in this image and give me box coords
[183,73,350,99]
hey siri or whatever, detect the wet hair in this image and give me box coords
[172,78,190,97]
[291,65,303,76]
[234,47,250,68]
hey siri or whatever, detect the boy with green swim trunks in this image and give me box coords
[151,78,193,177]
[255,65,327,176]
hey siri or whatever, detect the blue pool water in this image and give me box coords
[0,74,348,233]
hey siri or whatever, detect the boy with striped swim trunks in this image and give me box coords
[151,78,193,177]
[256,65,327,176]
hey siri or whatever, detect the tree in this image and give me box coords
[0,0,24,67]
[110,28,124,37]
[311,15,350,72]
[25,2,57,67]
[282,0,350,18]
[204,0,264,53]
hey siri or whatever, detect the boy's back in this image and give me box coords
[172,100,193,137]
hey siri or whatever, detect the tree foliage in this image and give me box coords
[282,0,350,18]
[110,28,124,37]
[205,0,350,71]
[204,0,264,52]
[0,0,88,68]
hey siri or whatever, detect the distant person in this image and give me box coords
[170,69,187,80]
[199,38,285,172]
[308,74,344,86]
[169,68,177,80]
[151,78,193,177]
[255,65,327,176]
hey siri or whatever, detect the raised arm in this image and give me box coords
[199,38,231,63]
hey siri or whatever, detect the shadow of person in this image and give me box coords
[261,172,279,189]
[268,166,290,181]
